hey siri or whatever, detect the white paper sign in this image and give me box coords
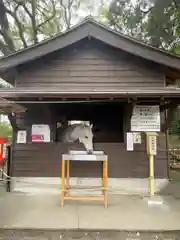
[126,132,134,151]
[17,130,27,144]
[148,135,157,155]
[133,132,141,144]
[131,105,160,132]
[31,124,50,143]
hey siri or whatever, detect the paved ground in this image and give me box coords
[0,229,180,240]
[1,171,180,239]
[1,191,180,231]
[159,171,180,199]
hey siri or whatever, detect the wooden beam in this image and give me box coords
[0,97,26,113]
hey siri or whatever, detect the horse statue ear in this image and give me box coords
[78,137,83,143]
[56,122,62,128]
[90,124,93,129]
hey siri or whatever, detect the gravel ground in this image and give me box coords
[0,230,180,240]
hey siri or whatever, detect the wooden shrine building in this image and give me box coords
[0,17,180,194]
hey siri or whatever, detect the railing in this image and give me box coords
[169,148,180,169]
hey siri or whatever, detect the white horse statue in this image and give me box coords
[57,121,94,153]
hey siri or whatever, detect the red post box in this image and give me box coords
[0,137,8,168]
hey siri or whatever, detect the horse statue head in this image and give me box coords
[57,121,94,153]
[76,124,93,153]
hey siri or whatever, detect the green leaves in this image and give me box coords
[108,0,180,52]
[0,123,12,142]
[0,0,85,54]
[0,0,179,56]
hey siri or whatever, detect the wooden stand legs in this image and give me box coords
[103,160,108,208]
[61,160,70,206]
[61,159,65,207]
[66,160,70,196]
[61,159,108,208]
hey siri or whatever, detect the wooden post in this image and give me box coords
[103,160,108,208]
[66,160,70,196]
[6,145,12,192]
[61,159,65,207]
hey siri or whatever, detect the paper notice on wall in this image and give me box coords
[126,132,134,151]
[31,124,50,143]
[133,132,141,144]
[17,130,27,144]
[131,105,160,132]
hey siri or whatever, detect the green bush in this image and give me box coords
[0,123,12,143]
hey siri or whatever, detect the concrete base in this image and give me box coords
[143,195,164,205]
[11,177,169,195]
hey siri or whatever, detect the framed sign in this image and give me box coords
[17,130,27,144]
[131,105,160,132]
[31,124,50,143]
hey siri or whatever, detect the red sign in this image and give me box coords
[0,137,8,168]
[32,134,44,142]
[31,125,50,143]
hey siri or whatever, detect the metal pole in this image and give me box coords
[6,145,12,192]
[149,154,155,196]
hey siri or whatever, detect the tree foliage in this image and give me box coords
[0,0,104,56]
[0,122,12,142]
[108,0,180,53]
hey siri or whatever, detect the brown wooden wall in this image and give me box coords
[15,39,165,90]
[13,102,168,179]
[12,133,167,178]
